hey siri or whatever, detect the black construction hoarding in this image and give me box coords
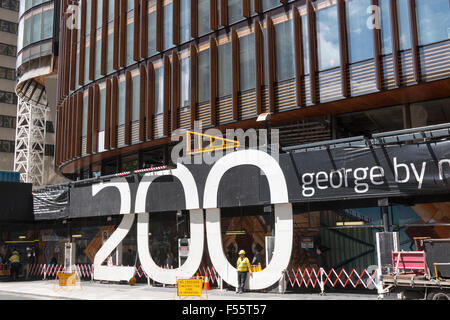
[0,181,33,222]
[33,185,69,220]
[65,140,450,219]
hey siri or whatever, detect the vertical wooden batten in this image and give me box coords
[139,65,147,142]
[254,21,263,115]
[92,84,100,153]
[337,0,349,98]
[111,76,119,148]
[307,0,317,104]
[77,92,83,157]
[172,0,180,45]
[408,0,420,83]
[79,0,87,86]
[190,0,198,38]
[190,44,198,129]
[221,0,228,26]
[125,71,132,145]
[119,0,127,67]
[172,52,180,132]
[89,0,97,81]
[140,0,148,58]
[389,0,401,87]
[105,79,112,150]
[133,0,141,61]
[254,0,262,14]
[266,17,275,114]
[113,0,120,69]
[243,0,250,18]
[293,8,304,107]
[210,0,218,30]
[87,86,94,154]
[163,55,171,137]
[210,36,218,126]
[147,61,155,140]
[101,0,108,75]
[231,29,240,121]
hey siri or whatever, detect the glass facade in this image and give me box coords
[415,0,450,46]
[346,0,374,63]
[316,4,340,71]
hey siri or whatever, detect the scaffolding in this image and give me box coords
[14,98,47,187]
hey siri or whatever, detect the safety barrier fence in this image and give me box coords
[6,264,380,293]
[285,267,379,293]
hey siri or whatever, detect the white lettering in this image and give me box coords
[439,159,450,180]
[354,167,369,193]
[394,157,410,183]
[410,162,427,189]
[370,166,385,185]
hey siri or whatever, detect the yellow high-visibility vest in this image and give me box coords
[9,254,20,263]
[236,257,250,272]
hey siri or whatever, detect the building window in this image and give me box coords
[410,98,450,128]
[148,1,157,57]
[154,65,164,114]
[346,0,374,63]
[0,90,17,105]
[84,37,90,84]
[95,34,102,80]
[42,6,54,39]
[0,67,16,80]
[118,76,126,125]
[180,55,190,108]
[415,0,450,46]
[44,144,54,157]
[99,84,106,132]
[0,115,15,129]
[262,0,280,12]
[0,140,15,153]
[131,72,140,121]
[0,43,16,57]
[107,23,114,74]
[396,0,411,50]
[316,4,340,71]
[31,11,42,42]
[379,0,392,55]
[274,19,295,82]
[0,0,19,12]
[301,12,310,75]
[46,121,54,133]
[0,19,18,34]
[198,48,210,103]
[228,0,242,25]
[239,33,256,91]
[198,0,210,37]
[126,12,134,66]
[218,41,232,97]
[163,2,173,51]
[82,92,88,136]
[179,0,190,44]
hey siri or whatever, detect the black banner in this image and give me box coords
[33,185,69,220]
[63,140,450,219]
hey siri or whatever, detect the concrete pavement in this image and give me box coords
[0,280,379,300]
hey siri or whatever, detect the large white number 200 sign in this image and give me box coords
[92,150,293,290]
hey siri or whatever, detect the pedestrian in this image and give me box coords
[236,250,252,294]
[164,251,173,268]
[8,250,21,281]
[315,245,329,274]
[252,247,264,269]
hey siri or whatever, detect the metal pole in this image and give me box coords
[382,206,390,232]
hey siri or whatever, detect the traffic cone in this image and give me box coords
[204,272,210,291]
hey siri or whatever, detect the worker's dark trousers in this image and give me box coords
[10,263,20,281]
[237,271,248,292]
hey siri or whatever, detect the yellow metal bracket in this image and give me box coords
[186,131,240,155]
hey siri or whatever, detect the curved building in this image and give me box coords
[14,0,64,186]
[55,0,450,179]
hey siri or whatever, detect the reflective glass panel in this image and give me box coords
[316,4,340,70]
[415,0,450,45]
[346,0,374,62]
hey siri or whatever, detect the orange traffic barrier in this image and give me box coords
[204,272,210,291]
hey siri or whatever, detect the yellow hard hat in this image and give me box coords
[239,250,246,255]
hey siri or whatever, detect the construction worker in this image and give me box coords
[236,250,252,294]
[9,250,21,281]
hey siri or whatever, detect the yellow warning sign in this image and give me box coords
[57,272,76,286]
[177,278,203,297]
[186,131,240,155]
